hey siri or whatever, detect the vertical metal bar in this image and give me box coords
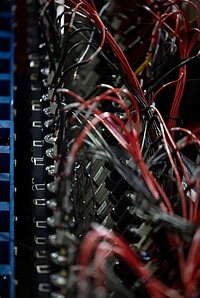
[0,0,15,297]
[9,0,15,297]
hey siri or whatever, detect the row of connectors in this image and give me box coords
[0,1,15,297]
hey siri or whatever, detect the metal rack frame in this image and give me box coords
[0,1,15,297]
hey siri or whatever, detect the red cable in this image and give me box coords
[78,224,184,298]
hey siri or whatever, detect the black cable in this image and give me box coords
[71,26,96,38]
[56,59,90,90]
[39,16,56,71]
[51,30,72,85]
[145,54,200,96]
[44,10,59,42]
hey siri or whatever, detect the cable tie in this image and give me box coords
[140,106,151,114]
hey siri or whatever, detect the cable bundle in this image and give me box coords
[37,1,200,297]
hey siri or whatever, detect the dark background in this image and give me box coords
[15,1,33,297]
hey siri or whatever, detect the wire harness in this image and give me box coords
[37,1,200,297]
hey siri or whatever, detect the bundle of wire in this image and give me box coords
[38,0,200,297]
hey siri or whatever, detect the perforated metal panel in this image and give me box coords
[0,1,15,297]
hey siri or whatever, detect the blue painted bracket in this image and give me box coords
[0,2,15,298]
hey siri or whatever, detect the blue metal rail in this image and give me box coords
[0,2,15,297]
